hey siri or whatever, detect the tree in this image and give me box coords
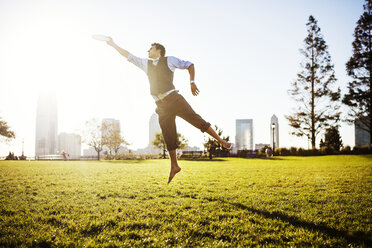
[176,133,188,150]
[152,133,166,158]
[319,138,326,149]
[82,118,106,160]
[152,132,188,158]
[0,117,15,141]
[203,125,230,159]
[324,126,343,151]
[286,15,341,149]
[343,0,372,144]
[102,122,129,158]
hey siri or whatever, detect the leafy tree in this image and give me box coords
[152,133,166,158]
[102,122,129,158]
[0,117,15,141]
[343,0,372,144]
[203,125,230,159]
[176,133,188,150]
[82,118,106,160]
[152,132,188,159]
[324,126,343,151]
[319,138,326,149]
[286,15,341,149]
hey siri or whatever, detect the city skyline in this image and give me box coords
[0,0,362,156]
[32,89,279,156]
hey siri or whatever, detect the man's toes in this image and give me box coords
[168,167,181,184]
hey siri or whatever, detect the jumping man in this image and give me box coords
[106,38,232,183]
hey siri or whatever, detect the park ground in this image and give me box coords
[0,155,371,247]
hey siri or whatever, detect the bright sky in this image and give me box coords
[0,0,363,156]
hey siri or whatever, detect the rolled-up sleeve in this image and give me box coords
[167,56,193,72]
[127,53,148,73]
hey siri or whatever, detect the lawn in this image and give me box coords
[0,156,371,247]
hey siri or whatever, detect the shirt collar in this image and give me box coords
[151,56,161,65]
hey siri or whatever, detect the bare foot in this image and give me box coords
[222,141,232,150]
[168,166,181,184]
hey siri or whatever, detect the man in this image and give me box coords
[106,38,231,183]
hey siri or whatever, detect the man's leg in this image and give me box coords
[168,149,181,184]
[175,95,232,149]
[205,126,232,149]
[156,107,181,183]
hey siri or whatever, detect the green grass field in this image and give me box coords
[0,156,371,247]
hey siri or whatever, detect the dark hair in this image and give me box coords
[151,43,166,56]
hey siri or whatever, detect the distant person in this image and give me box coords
[106,38,231,183]
[61,151,70,161]
[265,147,272,157]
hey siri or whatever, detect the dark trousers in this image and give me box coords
[155,92,211,151]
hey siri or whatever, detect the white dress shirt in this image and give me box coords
[127,54,193,101]
[127,54,193,73]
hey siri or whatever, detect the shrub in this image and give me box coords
[320,146,335,155]
[297,148,305,156]
[289,147,297,156]
[179,151,203,159]
[275,147,290,156]
[308,149,321,156]
[237,150,257,158]
[5,152,18,160]
[296,149,321,156]
[352,145,372,155]
[258,145,271,156]
[103,153,161,160]
[340,146,351,155]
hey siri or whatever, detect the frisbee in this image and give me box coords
[92,34,110,41]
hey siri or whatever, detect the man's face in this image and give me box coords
[148,45,160,59]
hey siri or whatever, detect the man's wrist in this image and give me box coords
[190,80,195,84]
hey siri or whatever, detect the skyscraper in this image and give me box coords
[35,92,58,157]
[149,113,161,145]
[270,115,279,149]
[355,118,370,146]
[235,119,254,150]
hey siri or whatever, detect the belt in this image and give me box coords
[153,89,177,102]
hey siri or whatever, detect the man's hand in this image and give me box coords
[106,37,130,58]
[191,83,200,96]
[106,37,114,46]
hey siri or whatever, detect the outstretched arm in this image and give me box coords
[106,37,147,73]
[106,37,130,58]
[188,64,199,96]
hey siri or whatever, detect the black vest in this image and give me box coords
[147,57,175,95]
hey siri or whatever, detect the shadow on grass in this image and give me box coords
[105,158,227,163]
[104,160,145,164]
[180,157,290,161]
[179,158,227,162]
[247,157,289,160]
[201,197,371,246]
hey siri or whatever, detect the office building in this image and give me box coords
[235,119,254,150]
[270,114,279,149]
[35,92,58,157]
[355,118,370,146]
